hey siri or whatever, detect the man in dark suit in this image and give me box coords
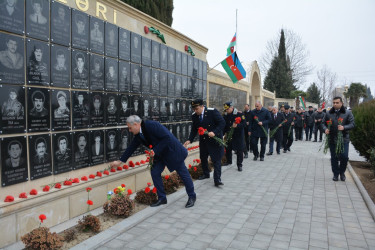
[305,105,314,141]
[111,115,196,208]
[243,104,252,158]
[91,132,104,156]
[267,106,285,155]
[282,105,295,153]
[184,99,226,187]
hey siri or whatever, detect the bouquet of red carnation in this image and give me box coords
[270,119,288,138]
[254,116,268,137]
[320,119,332,154]
[225,117,242,145]
[336,117,344,155]
[145,145,155,171]
[198,127,227,147]
[288,117,296,137]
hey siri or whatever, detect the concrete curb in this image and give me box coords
[347,163,375,221]
[71,164,234,250]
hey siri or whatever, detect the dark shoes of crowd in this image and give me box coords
[198,174,224,187]
[333,174,346,182]
[150,196,196,208]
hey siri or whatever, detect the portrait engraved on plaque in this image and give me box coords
[141,66,151,94]
[181,123,187,142]
[105,22,118,58]
[27,87,49,132]
[167,73,175,97]
[142,96,151,120]
[198,80,203,99]
[130,32,141,63]
[151,69,160,95]
[181,100,187,121]
[105,93,118,126]
[150,96,159,121]
[175,123,182,142]
[182,76,188,98]
[27,39,50,86]
[72,91,89,128]
[51,44,70,88]
[131,95,142,117]
[176,51,182,74]
[51,89,70,131]
[174,99,181,120]
[106,129,119,162]
[90,92,104,127]
[105,58,118,91]
[142,37,151,66]
[0,33,24,84]
[0,0,25,35]
[1,136,28,186]
[119,60,130,92]
[51,1,70,46]
[53,132,72,174]
[167,98,175,122]
[159,71,167,96]
[175,75,182,97]
[90,130,104,165]
[188,55,193,77]
[168,47,175,72]
[160,44,168,70]
[193,58,199,79]
[89,54,104,90]
[151,40,159,68]
[29,134,52,180]
[73,131,89,169]
[181,53,188,76]
[72,50,89,89]
[159,97,167,121]
[119,28,130,61]
[26,0,49,41]
[120,128,130,152]
[131,63,141,93]
[187,77,193,98]
[118,94,131,125]
[198,59,203,79]
[203,61,207,80]
[71,9,89,50]
[0,84,25,133]
[89,16,104,54]
[192,77,198,98]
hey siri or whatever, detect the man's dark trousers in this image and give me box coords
[283,132,293,150]
[200,143,223,182]
[251,136,267,157]
[305,126,313,140]
[226,144,243,167]
[329,142,349,177]
[269,137,281,154]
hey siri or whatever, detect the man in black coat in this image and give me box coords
[282,105,295,153]
[249,101,271,161]
[313,106,325,142]
[184,99,226,187]
[294,108,304,141]
[267,106,285,155]
[304,106,314,141]
[223,102,246,171]
[243,104,252,158]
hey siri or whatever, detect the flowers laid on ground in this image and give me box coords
[198,127,227,147]
[19,192,28,199]
[225,117,242,144]
[43,185,50,192]
[30,189,38,195]
[336,117,344,155]
[81,176,88,181]
[4,195,14,202]
[270,119,288,138]
[145,145,155,171]
[104,184,135,217]
[254,116,269,137]
[187,145,200,151]
[135,182,158,205]
[63,180,72,186]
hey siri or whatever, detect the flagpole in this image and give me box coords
[236,9,238,54]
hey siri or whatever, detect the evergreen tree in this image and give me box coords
[363,84,374,102]
[345,82,367,108]
[120,0,174,26]
[306,82,321,105]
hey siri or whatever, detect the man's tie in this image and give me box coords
[274,114,276,120]
[199,114,203,122]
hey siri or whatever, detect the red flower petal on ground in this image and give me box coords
[81,176,88,181]
[4,196,14,202]
[96,171,102,177]
[136,162,140,165]
[165,175,170,180]
[43,185,50,192]
[103,170,109,175]
[110,168,116,172]
[89,174,95,179]
[123,165,129,170]
[196,159,201,163]
[145,187,150,193]
[72,178,80,183]
[193,167,197,172]
[121,184,126,188]
[147,182,151,187]
[63,180,72,186]
[55,183,61,189]
[152,187,157,193]
[127,189,133,195]
[117,166,123,171]
[39,214,46,223]
[30,189,38,195]
[87,200,93,205]
[19,192,27,199]
[86,187,92,192]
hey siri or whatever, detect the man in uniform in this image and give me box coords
[313,106,325,142]
[294,108,304,141]
[250,101,271,161]
[305,105,314,141]
[243,104,252,158]
[184,99,226,187]
[282,105,295,153]
[223,102,246,171]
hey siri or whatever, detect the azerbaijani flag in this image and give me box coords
[226,33,236,56]
[221,52,246,83]
[299,96,306,109]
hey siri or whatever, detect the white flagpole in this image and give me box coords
[236,9,238,54]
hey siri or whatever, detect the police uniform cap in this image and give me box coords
[284,104,290,109]
[191,99,203,108]
[223,101,232,111]
[308,105,313,108]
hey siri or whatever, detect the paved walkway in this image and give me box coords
[85,141,375,250]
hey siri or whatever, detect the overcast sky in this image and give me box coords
[172,0,375,94]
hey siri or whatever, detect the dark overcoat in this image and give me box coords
[249,107,271,138]
[223,109,246,150]
[269,112,285,142]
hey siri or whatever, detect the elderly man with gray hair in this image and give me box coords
[111,115,196,208]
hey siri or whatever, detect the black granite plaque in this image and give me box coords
[51,1,70,46]
[181,100,188,121]
[176,51,182,74]
[168,47,175,72]
[141,66,151,94]
[27,87,49,132]
[150,96,159,121]
[27,39,50,86]
[151,69,160,95]
[142,37,151,66]
[175,99,181,120]
[142,95,151,120]
[198,59,203,79]
[105,93,118,126]
[119,60,130,92]
[106,129,119,162]
[182,76,188,98]
[167,98,175,122]
[53,132,72,174]
[29,134,52,180]
[130,32,141,63]
[131,63,141,93]
[89,54,104,90]
[181,53,187,76]
[105,58,118,91]
[119,128,130,152]
[90,130,104,165]
[159,71,167,96]
[175,123,182,142]
[198,80,203,99]
[193,58,199,79]
[131,95,142,117]
[203,79,207,99]
[203,61,207,80]
[151,40,159,68]
[26,0,49,41]
[188,55,193,77]
[187,77,193,98]
[159,97,167,121]
[175,75,182,97]
[51,44,70,88]
[89,16,104,54]
[0,84,25,133]
[0,33,24,84]
[90,92,104,127]
[192,77,198,98]
[119,28,130,61]
[72,91,89,128]
[105,22,118,58]
[72,49,89,89]
[118,94,131,125]
[167,73,175,97]
[72,9,89,50]
[73,131,90,169]
[168,124,174,136]
[0,0,24,35]
[181,123,187,142]
[160,44,168,70]
[51,89,70,131]
[1,135,28,186]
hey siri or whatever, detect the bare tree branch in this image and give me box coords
[316,65,337,105]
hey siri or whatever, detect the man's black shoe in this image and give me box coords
[260,157,264,161]
[150,199,167,207]
[340,174,346,181]
[198,175,210,180]
[277,152,280,155]
[253,156,258,161]
[332,176,339,181]
[185,196,196,208]
[244,153,248,158]
[287,148,291,152]
[313,140,317,142]
[306,139,309,141]
[222,162,232,166]
[319,140,322,142]
[214,181,224,187]
[238,166,242,171]
[283,150,287,153]
[266,152,272,156]
[295,139,298,141]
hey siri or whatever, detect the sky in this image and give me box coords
[172,0,375,94]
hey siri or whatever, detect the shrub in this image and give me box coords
[21,227,63,250]
[62,229,76,242]
[188,163,213,179]
[367,147,375,175]
[78,215,101,233]
[134,189,158,205]
[162,172,180,194]
[351,100,375,160]
[103,195,134,217]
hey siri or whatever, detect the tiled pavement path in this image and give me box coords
[93,141,375,249]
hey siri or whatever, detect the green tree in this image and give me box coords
[306,82,321,105]
[120,0,174,26]
[363,84,374,103]
[344,82,367,108]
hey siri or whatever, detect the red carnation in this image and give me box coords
[123,165,129,170]
[144,25,149,34]
[86,187,92,192]
[110,168,116,172]
[145,187,150,193]
[103,170,109,175]
[117,166,123,171]
[254,116,258,120]
[129,161,135,167]
[39,214,47,223]
[30,189,38,195]
[193,167,197,172]
[43,185,50,192]
[55,183,61,189]
[149,145,153,149]
[196,159,201,163]
[165,175,170,180]
[146,159,149,162]
[185,45,188,51]
[96,171,102,177]
[4,196,14,202]
[63,180,72,186]
[188,164,192,169]
[140,160,146,164]
[72,178,80,183]
[235,117,242,124]
[136,162,140,165]
[198,127,206,136]
[87,200,93,206]
[89,174,95,179]
[114,188,118,194]
[144,150,149,154]
[193,159,196,162]
[127,189,133,195]
[19,192,27,199]
[147,182,151,186]
[121,184,126,188]
[81,176,88,181]
[152,187,157,193]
